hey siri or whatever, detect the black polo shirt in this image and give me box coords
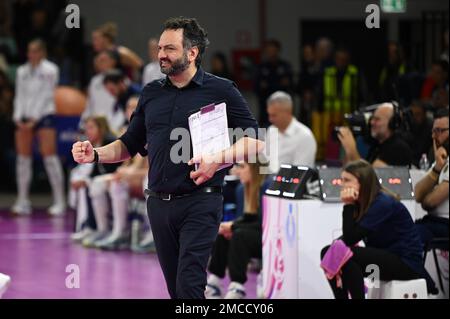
[119,67,259,194]
[366,133,413,167]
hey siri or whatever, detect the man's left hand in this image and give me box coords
[188,154,221,185]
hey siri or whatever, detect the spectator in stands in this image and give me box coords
[70,116,120,243]
[338,103,413,167]
[378,42,408,102]
[421,60,449,109]
[142,38,164,86]
[320,159,434,299]
[414,108,449,247]
[0,0,18,74]
[80,50,119,132]
[440,29,449,63]
[298,43,321,127]
[91,22,143,81]
[405,100,433,167]
[265,91,317,172]
[205,160,270,299]
[315,37,334,72]
[210,52,232,80]
[255,39,293,127]
[314,46,368,161]
[103,69,141,133]
[12,39,65,216]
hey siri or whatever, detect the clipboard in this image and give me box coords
[188,102,231,171]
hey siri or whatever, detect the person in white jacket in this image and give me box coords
[80,50,119,132]
[12,39,65,216]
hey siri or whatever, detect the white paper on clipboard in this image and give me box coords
[188,102,231,170]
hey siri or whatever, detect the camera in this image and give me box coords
[332,110,372,141]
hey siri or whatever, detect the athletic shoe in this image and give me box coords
[224,282,246,299]
[11,200,31,216]
[205,275,223,299]
[48,203,67,216]
[82,231,110,248]
[71,228,95,243]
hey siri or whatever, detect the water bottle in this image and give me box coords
[419,153,430,171]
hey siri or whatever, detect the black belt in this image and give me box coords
[145,186,222,201]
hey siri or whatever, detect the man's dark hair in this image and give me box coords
[434,107,449,120]
[163,17,209,68]
[103,69,126,85]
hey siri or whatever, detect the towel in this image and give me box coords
[320,240,354,288]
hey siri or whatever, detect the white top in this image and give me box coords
[13,59,59,122]
[265,118,317,173]
[142,61,165,86]
[80,73,124,133]
[430,158,449,219]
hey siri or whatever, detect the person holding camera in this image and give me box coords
[414,108,449,246]
[338,103,413,167]
[320,160,431,299]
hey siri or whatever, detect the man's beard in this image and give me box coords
[160,51,190,76]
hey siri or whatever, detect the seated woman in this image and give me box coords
[320,159,435,299]
[69,116,120,242]
[81,97,149,250]
[205,160,270,299]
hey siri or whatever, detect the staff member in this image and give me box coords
[320,160,433,299]
[72,17,263,299]
[12,39,65,216]
[338,103,413,167]
[415,108,449,245]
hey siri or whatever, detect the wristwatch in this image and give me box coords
[91,149,99,164]
[432,165,441,175]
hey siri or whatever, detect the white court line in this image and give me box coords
[0,233,71,240]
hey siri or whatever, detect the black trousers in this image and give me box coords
[147,193,222,299]
[208,226,262,284]
[321,245,421,299]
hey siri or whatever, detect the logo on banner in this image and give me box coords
[285,203,296,247]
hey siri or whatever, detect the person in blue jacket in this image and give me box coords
[321,159,436,299]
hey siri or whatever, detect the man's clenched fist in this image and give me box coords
[72,141,95,164]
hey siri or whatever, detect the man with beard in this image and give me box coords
[71,17,263,299]
[414,108,449,246]
[337,102,413,167]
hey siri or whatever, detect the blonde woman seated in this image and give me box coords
[82,96,149,250]
[70,116,120,242]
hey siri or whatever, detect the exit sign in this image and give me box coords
[380,0,407,13]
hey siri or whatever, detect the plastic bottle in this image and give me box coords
[419,153,430,171]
